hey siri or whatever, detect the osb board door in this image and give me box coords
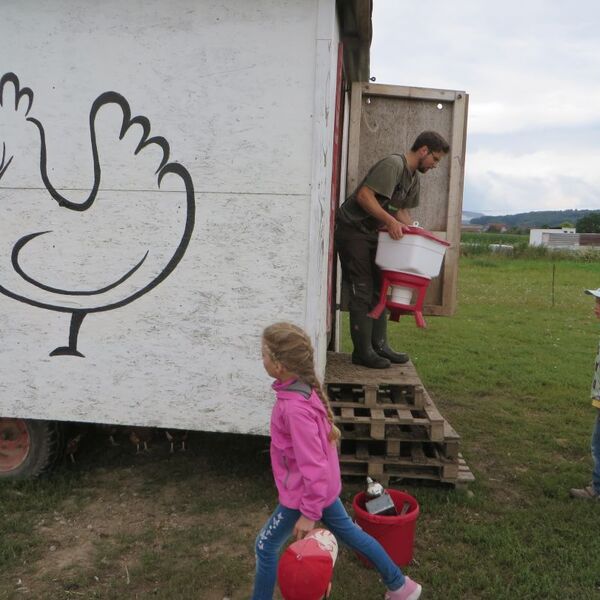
[346,82,468,315]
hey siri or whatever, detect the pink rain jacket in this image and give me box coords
[270,379,342,521]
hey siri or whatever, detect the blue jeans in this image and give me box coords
[251,498,405,600]
[592,409,600,494]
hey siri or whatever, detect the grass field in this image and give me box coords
[2,256,600,599]
[460,231,529,246]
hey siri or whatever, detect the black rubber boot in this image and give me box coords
[349,311,391,369]
[372,312,410,364]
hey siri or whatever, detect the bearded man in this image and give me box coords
[335,131,450,369]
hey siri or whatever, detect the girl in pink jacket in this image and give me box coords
[251,322,421,600]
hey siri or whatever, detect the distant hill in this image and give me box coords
[470,209,597,229]
[462,210,484,224]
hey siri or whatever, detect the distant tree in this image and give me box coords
[560,221,574,228]
[576,212,600,233]
[471,210,594,229]
[486,223,505,233]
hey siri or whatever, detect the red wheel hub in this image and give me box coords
[0,419,30,472]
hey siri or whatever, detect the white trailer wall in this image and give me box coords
[0,0,340,434]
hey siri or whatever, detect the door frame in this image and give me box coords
[346,82,469,316]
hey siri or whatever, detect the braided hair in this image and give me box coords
[262,322,341,443]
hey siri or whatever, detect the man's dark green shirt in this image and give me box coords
[337,154,420,234]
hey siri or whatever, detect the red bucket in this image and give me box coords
[352,489,419,567]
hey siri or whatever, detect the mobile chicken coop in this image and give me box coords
[0,0,467,478]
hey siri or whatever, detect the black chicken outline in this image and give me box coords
[0,72,196,357]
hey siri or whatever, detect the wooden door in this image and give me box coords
[346,82,468,315]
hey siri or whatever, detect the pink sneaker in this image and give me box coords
[385,576,422,600]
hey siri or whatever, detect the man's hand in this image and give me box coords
[293,515,316,540]
[387,219,405,240]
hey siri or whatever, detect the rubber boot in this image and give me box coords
[349,311,390,369]
[372,311,410,364]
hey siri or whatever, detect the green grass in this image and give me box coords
[340,256,600,599]
[461,232,528,246]
[1,255,600,599]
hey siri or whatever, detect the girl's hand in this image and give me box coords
[293,515,316,540]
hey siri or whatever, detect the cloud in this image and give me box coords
[470,87,600,135]
[465,149,600,212]
[371,0,600,212]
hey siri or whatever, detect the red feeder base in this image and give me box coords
[368,270,431,328]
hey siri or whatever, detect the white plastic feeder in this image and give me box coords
[370,226,451,326]
[375,227,450,277]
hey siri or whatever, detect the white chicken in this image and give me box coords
[0,72,195,357]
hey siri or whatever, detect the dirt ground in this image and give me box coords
[3,428,283,600]
[3,426,407,600]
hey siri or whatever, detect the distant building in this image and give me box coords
[529,227,575,246]
[527,227,600,249]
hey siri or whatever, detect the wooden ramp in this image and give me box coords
[325,352,474,488]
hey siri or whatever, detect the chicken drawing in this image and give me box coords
[0,72,195,357]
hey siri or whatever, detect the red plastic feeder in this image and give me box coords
[368,227,450,328]
[368,270,431,328]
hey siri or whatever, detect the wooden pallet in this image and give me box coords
[328,382,425,409]
[325,352,474,487]
[326,352,424,387]
[332,403,445,442]
[338,422,460,461]
[453,455,476,487]
[340,454,475,488]
[340,438,458,478]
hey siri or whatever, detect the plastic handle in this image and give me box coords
[377,225,451,247]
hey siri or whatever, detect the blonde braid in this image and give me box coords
[301,372,341,443]
[263,322,341,443]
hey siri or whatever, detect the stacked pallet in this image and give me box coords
[325,352,474,487]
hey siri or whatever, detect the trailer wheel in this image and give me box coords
[0,419,62,479]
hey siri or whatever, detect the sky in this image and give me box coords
[370,0,600,216]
